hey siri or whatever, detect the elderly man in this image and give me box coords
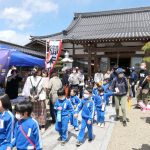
[48,71,62,123]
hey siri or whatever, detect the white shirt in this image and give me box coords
[94,72,104,83]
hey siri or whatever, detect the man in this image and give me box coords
[48,72,62,123]
[68,68,80,94]
[137,62,149,106]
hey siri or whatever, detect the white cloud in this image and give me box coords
[0,30,30,45]
[0,0,59,30]
[24,0,58,13]
[2,7,32,30]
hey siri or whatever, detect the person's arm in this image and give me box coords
[8,122,17,149]
[88,101,95,121]
[5,116,15,148]
[22,77,31,97]
[33,122,42,150]
[124,78,128,93]
[54,100,59,110]
[75,100,83,114]
[68,100,74,114]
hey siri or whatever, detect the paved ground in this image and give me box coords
[108,99,150,150]
[42,106,116,150]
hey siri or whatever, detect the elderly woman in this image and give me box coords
[111,68,128,127]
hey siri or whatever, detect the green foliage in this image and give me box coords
[142,42,150,52]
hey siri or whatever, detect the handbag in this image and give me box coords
[20,125,36,150]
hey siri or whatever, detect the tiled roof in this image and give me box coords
[31,6,150,41]
[0,40,45,57]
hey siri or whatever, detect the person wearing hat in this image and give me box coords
[111,68,128,126]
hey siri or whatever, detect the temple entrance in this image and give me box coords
[110,58,131,69]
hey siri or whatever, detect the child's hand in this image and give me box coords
[87,120,92,125]
[74,114,78,118]
[6,147,11,150]
[57,107,62,110]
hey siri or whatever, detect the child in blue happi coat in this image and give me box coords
[54,88,74,145]
[9,101,42,150]
[0,94,14,150]
[102,78,112,105]
[70,89,80,131]
[74,87,95,146]
[92,83,99,96]
[94,87,114,128]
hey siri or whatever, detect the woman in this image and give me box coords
[6,69,22,99]
[22,67,47,133]
[111,68,128,127]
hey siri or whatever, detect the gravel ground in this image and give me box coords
[107,99,150,150]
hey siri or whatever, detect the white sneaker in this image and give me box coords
[97,123,101,127]
[75,127,79,131]
[100,123,105,128]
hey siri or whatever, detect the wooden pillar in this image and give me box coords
[72,43,75,67]
[88,46,92,76]
[94,49,98,74]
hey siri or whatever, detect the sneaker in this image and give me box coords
[88,139,93,142]
[75,127,79,131]
[61,141,66,146]
[57,137,62,141]
[123,121,127,127]
[76,141,82,146]
[100,123,105,128]
[97,123,101,127]
[115,117,120,121]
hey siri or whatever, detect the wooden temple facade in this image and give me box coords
[26,6,150,75]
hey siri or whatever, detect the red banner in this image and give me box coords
[46,40,62,73]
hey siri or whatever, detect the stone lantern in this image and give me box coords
[61,51,73,71]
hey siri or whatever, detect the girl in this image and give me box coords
[8,101,42,150]
[70,89,80,131]
[0,94,14,150]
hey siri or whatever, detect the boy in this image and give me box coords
[74,87,95,146]
[70,89,80,131]
[94,87,114,128]
[54,88,74,145]
[92,83,99,96]
[8,101,42,150]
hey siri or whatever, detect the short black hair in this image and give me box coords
[15,101,33,116]
[98,87,104,93]
[0,94,12,111]
[57,88,65,96]
[85,86,93,94]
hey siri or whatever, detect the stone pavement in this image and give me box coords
[108,99,150,150]
[42,106,116,150]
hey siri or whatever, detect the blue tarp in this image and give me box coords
[0,44,45,67]
[10,51,45,67]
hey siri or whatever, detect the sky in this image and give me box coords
[0,0,150,46]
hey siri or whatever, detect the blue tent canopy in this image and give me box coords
[10,51,45,67]
[0,44,45,67]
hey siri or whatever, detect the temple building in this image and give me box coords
[26,6,150,75]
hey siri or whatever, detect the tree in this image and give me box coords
[142,42,150,71]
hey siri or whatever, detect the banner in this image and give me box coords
[0,50,10,83]
[46,40,62,72]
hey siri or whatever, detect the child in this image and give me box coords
[102,78,112,105]
[70,89,80,131]
[9,101,42,150]
[92,83,99,96]
[54,88,74,145]
[74,87,95,146]
[94,87,114,128]
[0,94,14,150]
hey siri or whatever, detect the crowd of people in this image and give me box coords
[0,62,149,149]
